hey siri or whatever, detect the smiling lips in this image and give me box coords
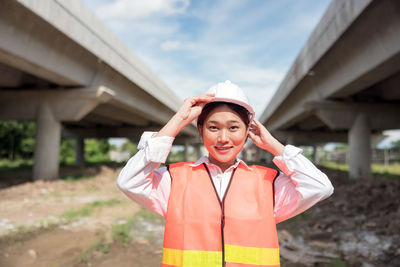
[215,146,233,154]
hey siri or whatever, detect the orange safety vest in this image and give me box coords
[162,162,280,267]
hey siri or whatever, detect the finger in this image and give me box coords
[193,94,215,103]
[251,119,259,126]
[253,119,270,133]
[248,131,256,140]
[249,124,259,132]
[195,93,215,100]
[250,123,258,130]
[253,118,262,126]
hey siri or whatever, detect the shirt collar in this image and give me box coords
[190,156,252,171]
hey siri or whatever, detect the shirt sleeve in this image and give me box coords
[272,145,334,224]
[117,131,174,217]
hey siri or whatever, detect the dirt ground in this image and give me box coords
[0,165,399,267]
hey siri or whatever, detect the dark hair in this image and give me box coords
[197,101,251,130]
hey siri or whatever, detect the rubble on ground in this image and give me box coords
[278,167,400,266]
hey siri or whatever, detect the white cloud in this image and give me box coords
[82,0,330,118]
[156,61,285,116]
[160,40,195,51]
[160,72,212,100]
[241,85,280,117]
[95,0,190,20]
[378,129,400,148]
[223,64,285,86]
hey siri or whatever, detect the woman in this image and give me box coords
[118,80,334,267]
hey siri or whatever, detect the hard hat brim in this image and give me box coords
[212,97,255,120]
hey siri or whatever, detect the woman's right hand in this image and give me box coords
[176,94,215,125]
[155,94,215,138]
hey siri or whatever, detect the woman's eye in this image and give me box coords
[230,126,239,130]
[208,126,218,130]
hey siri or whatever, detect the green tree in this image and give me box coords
[0,121,117,165]
[85,138,111,162]
[390,139,400,149]
[59,138,76,165]
[167,149,184,163]
[121,140,137,155]
[0,121,35,160]
[334,143,348,151]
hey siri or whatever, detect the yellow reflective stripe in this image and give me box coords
[225,244,280,266]
[162,248,223,267]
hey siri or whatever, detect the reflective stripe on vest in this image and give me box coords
[163,162,279,267]
[162,245,280,266]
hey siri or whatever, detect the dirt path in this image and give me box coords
[0,166,160,267]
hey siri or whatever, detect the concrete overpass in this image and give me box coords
[0,0,198,180]
[259,0,400,178]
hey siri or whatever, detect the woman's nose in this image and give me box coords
[217,130,229,143]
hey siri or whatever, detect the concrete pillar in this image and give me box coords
[349,113,371,178]
[75,137,85,167]
[184,141,189,162]
[384,148,389,166]
[254,147,261,162]
[33,103,61,180]
[195,144,202,159]
[242,147,248,161]
[312,145,318,164]
[259,149,266,163]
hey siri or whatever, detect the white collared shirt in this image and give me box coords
[189,156,253,201]
[117,132,334,224]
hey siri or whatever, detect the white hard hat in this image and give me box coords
[206,80,254,120]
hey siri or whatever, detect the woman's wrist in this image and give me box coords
[265,139,285,157]
[155,114,188,138]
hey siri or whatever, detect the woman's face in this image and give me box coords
[200,105,249,169]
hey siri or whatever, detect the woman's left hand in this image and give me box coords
[248,119,285,156]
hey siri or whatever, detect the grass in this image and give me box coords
[85,160,125,168]
[62,199,121,220]
[76,234,111,264]
[111,208,164,247]
[111,217,135,246]
[0,159,32,172]
[78,212,152,263]
[2,199,123,243]
[60,172,96,182]
[329,258,347,267]
[320,161,400,179]
[0,221,59,241]
[134,208,164,221]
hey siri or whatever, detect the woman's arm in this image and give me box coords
[248,119,334,223]
[248,119,284,157]
[272,145,334,223]
[155,94,215,138]
[117,94,215,217]
[117,132,173,217]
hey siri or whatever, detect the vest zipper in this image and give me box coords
[203,164,237,267]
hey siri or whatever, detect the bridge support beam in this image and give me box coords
[349,113,371,179]
[312,145,318,164]
[33,104,61,181]
[0,87,115,180]
[195,144,202,159]
[75,137,85,167]
[184,141,189,162]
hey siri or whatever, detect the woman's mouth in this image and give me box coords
[215,146,233,154]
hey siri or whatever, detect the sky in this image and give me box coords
[81,0,331,115]
[81,0,399,148]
